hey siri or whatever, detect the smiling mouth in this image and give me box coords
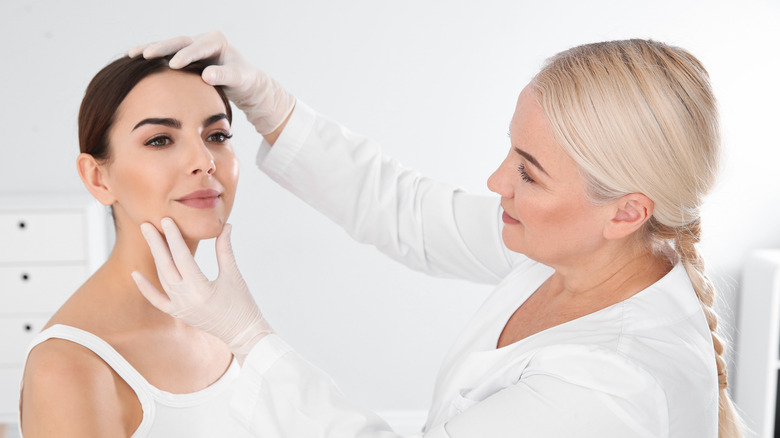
[176,190,221,209]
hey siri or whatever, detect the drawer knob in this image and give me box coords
[21,273,30,281]
[24,324,33,332]
[18,220,26,229]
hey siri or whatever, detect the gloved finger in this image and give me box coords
[215,224,241,278]
[134,36,195,60]
[127,36,190,58]
[160,217,209,283]
[127,44,147,58]
[168,30,228,69]
[140,222,183,284]
[201,64,244,88]
[131,271,173,313]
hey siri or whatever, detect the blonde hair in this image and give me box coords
[532,39,743,437]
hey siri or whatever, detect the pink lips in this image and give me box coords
[176,189,221,209]
[502,211,520,225]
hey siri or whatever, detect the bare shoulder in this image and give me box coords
[21,338,137,437]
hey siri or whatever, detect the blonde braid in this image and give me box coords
[648,218,743,437]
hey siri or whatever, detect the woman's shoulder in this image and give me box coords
[24,274,129,408]
[24,335,115,391]
[21,334,137,436]
[522,343,667,401]
[621,263,705,325]
[617,263,714,362]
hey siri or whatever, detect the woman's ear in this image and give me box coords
[77,153,115,206]
[604,193,654,240]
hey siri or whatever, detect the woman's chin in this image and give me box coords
[176,219,228,242]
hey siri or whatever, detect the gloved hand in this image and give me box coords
[128,30,295,135]
[131,218,272,364]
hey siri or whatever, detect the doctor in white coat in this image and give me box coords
[129,32,743,437]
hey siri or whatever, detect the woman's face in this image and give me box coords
[100,69,239,242]
[487,86,612,267]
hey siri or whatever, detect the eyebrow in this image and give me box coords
[131,113,229,132]
[203,113,229,128]
[133,117,181,131]
[514,147,549,176]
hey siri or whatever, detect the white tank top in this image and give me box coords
[22,324,255,437]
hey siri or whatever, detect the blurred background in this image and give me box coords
[1,0,778,435]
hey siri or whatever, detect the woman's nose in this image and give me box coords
[487,159,513,197]
[205,159,216,175]
[190,140,216,175]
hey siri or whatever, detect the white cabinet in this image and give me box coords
[0,195,109,426]
[735,250,780,438]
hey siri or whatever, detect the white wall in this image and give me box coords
[2,0,778,427]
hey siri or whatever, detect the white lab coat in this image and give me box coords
[229,102,718,437]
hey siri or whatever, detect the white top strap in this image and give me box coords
[24,324,156,436]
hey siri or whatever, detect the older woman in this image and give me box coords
[132,32,743,437]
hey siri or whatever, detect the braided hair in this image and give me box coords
[532,39,743,437]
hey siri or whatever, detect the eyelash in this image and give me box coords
[518,163,535,183]
[144,132,233,148]
[145,136,172,147]
[508,131,535,184]
[207,131,233,143]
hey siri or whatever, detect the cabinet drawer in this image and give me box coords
[0,366,22,418]
[0,317,49,366]
[0,212,86,263]
[0,265,87,314]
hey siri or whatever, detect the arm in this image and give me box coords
[21,340,131,437]
[258,102,515,283]
[232,340,668,438]
[230,335,447,438]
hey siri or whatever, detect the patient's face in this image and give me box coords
[102,69,239,241]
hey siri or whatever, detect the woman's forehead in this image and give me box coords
[510,87,582,184]
[510,90,556,160]
[114,70,227,129]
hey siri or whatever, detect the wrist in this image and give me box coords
[228,317,274,364]
[261,103,294,145]
[232,331,270,365]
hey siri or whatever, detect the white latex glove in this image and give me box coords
[131,218,272,364]
[128,30,295,135]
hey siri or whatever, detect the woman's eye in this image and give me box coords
[145,136,172,147]
[518,163,535,183]
[207,132,233,143]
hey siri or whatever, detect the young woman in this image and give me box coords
[19,55,254,437]
[131,33,743,437]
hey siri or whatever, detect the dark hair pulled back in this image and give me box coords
[78,55,232,161]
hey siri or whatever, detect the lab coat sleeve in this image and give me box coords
[230,334,449,438]
[256,102,516,284]
[230,338,669,438]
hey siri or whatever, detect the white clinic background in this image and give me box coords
[2,0,779,430]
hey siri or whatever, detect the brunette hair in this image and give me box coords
[78,55,232,161]
[532,39,743,437]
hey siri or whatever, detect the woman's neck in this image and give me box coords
[548,240,672,307]
[94,223,200,326]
